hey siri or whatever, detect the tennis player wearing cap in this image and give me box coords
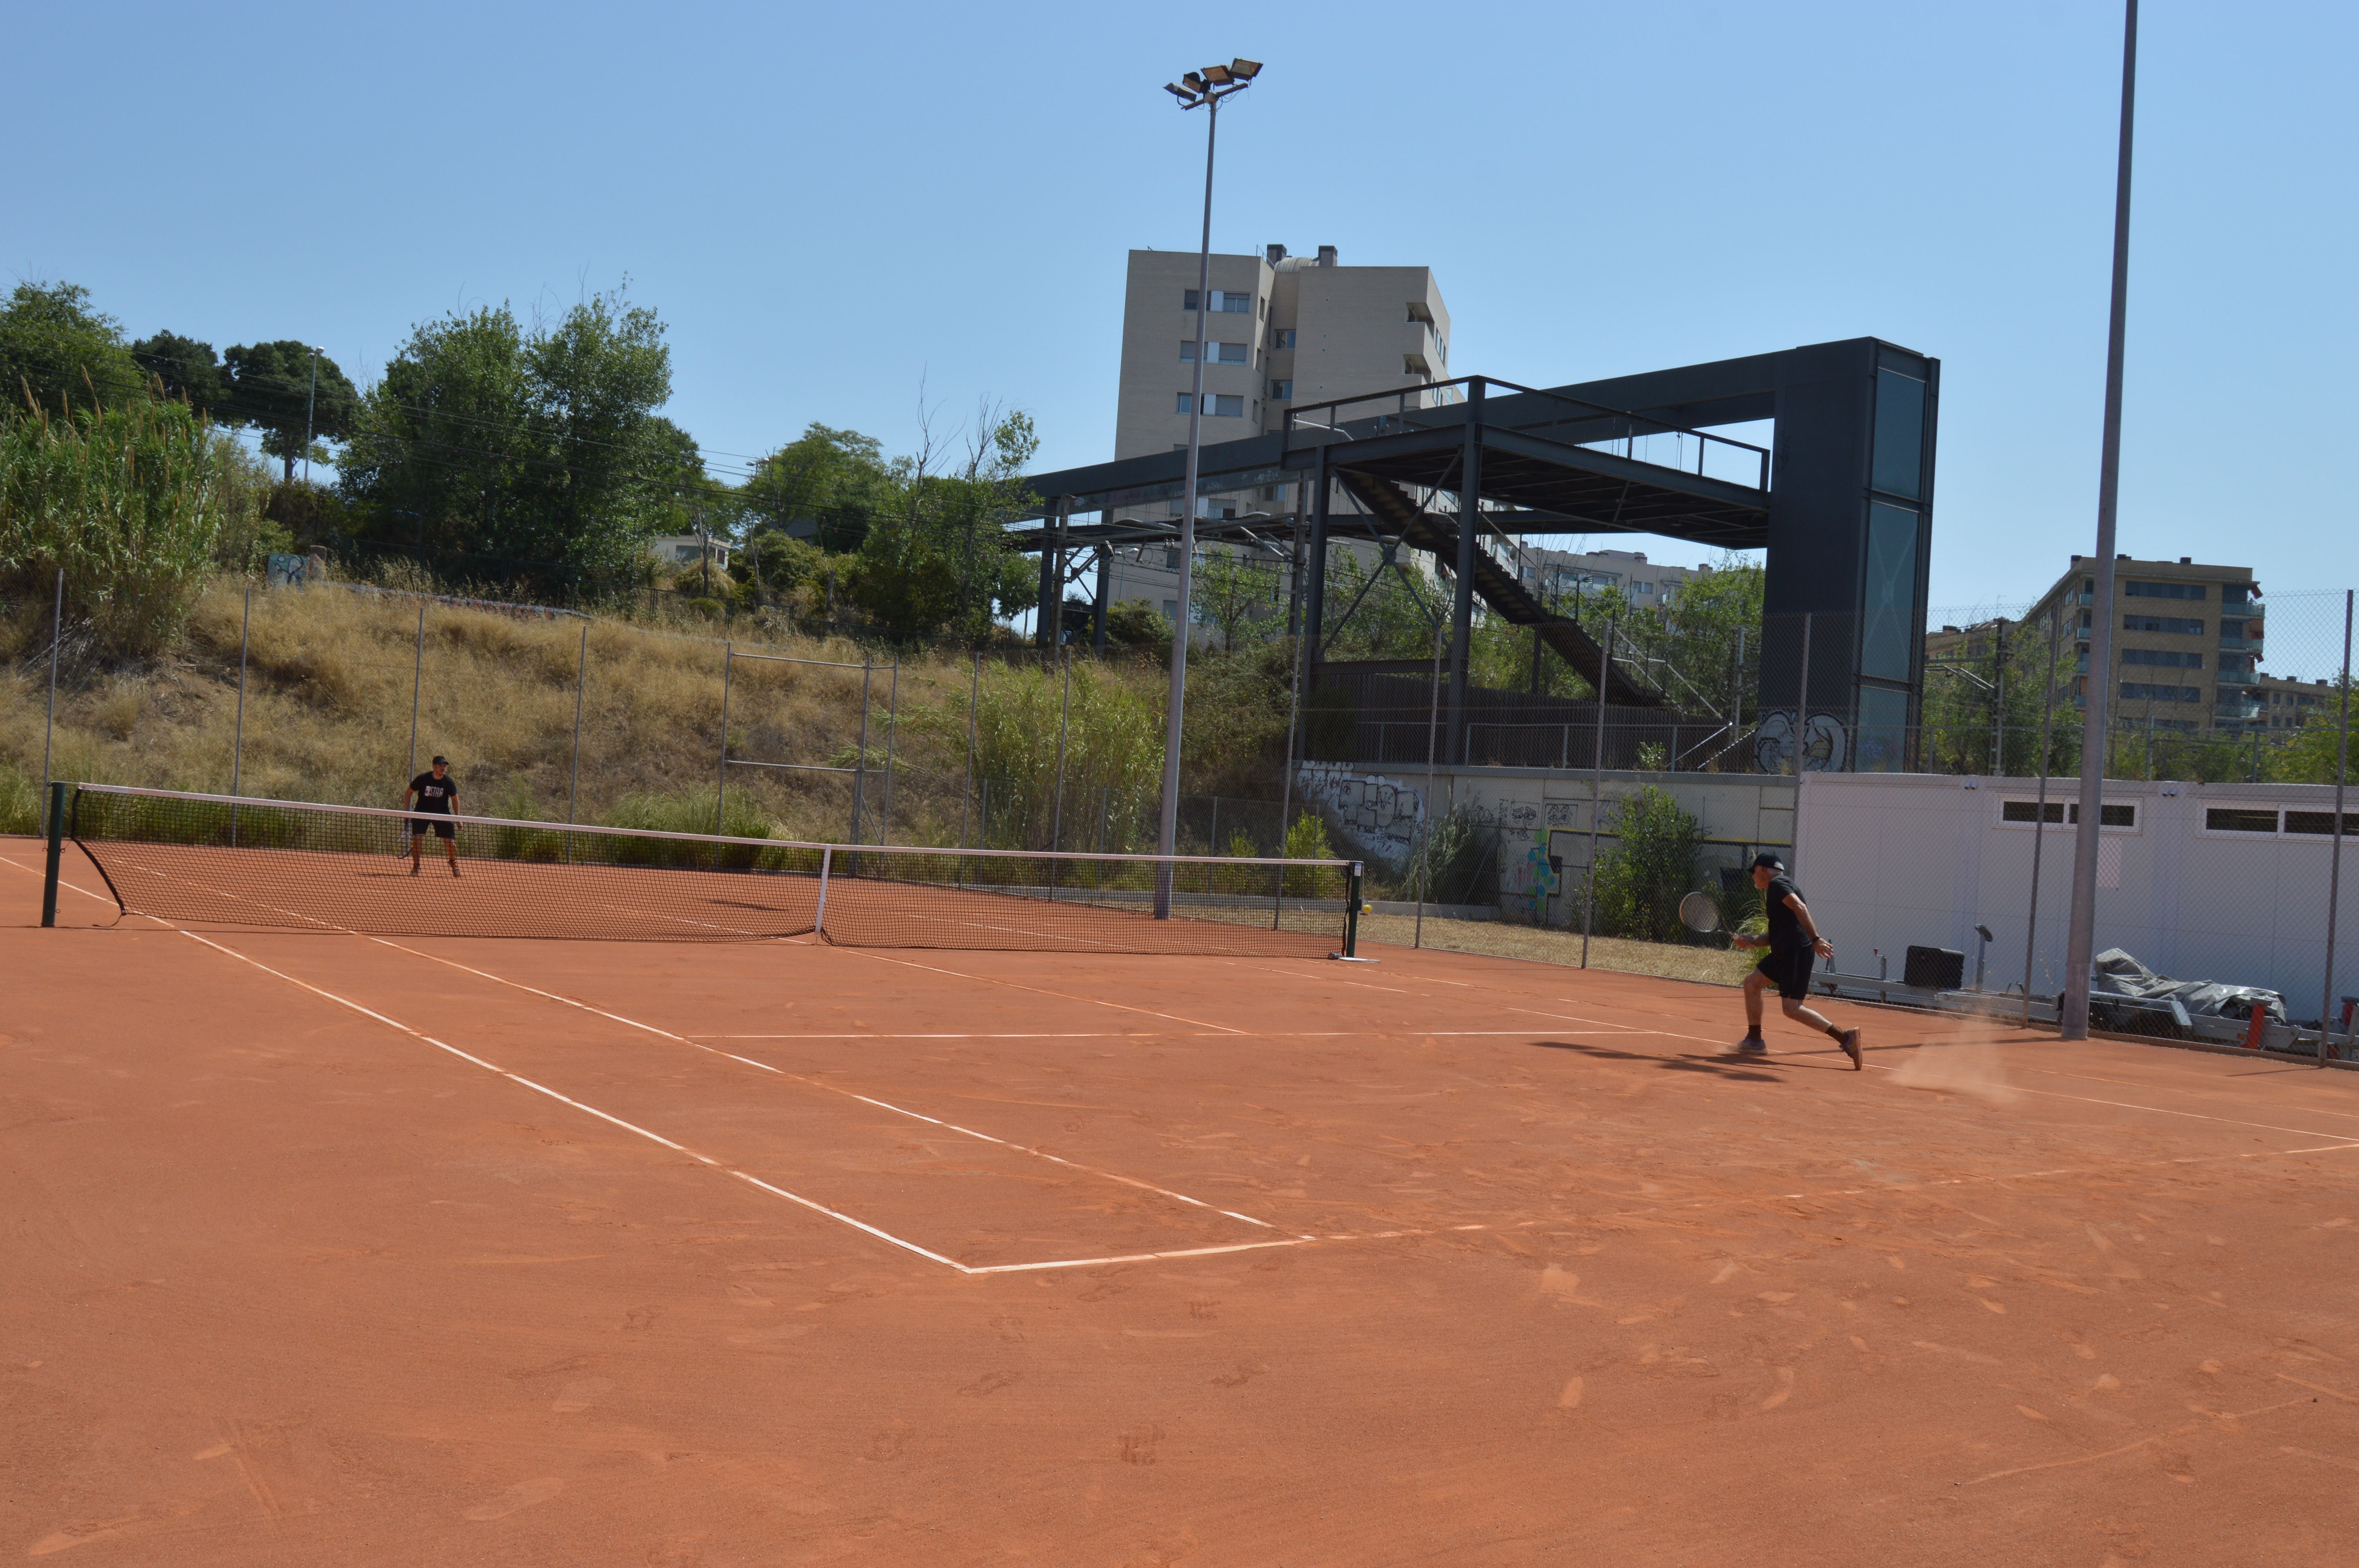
[1732,851,1860,1067]
[403,757,462,877]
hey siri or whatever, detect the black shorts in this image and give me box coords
[409,817,456,841]
[1755,946,1817,1001]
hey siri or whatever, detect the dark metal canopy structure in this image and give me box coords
[1012,336,1937,773]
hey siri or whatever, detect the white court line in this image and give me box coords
[346,935,1299,1234]
[11,856,1306,1269]
[836,946,1251,1034]
[158,925,975,1272]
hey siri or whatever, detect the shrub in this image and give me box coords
[1280,810,1341,898]
[1412,806,1495,907]
[0,399,239,655]
[1591,785,1702,942]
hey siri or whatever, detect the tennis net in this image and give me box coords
[57,784,1363,957]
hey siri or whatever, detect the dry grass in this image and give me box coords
[0,577,1142,842]
[1356,912,1757,987]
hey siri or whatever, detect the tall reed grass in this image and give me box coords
[0,399,242,655]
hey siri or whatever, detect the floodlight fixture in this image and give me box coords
[1151,55,1263,915]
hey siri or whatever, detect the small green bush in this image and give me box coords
[1592,785,1702,942]
[1280,811,1340,897]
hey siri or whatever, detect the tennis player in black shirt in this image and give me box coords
[403,756,462,877]
[1731,851,1860,1067]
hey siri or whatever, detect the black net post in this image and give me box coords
[1342,861,1363,957]
[40,781,64,928]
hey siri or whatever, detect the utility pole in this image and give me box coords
[2061,0,2139,1042]
[302,345,321,486]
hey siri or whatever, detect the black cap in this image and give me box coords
[1750,851,1785,871]
[431,755,448,766]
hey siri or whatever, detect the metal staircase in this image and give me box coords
[1330,468,1673,708]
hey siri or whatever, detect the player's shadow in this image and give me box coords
[1529,1038,1781,1083]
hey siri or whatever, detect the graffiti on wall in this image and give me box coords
[1292,763,1427,873]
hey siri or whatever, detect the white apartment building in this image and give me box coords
[1513,546,1711,609]
[1104,244,1452,622]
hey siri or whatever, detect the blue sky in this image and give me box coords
[8,2,2352,628]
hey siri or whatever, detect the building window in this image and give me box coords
[1183,290,1197,311]
[2123,579,2205,601]
[2119,682,2201,702]
[2122,648,2203,669]
[1163,548,1182,570]
[1216,342,1248,365]
[2207,807,2281,835]
[1269,379,1292,399]
[2287,811,2359,837]
[1270,328,1295,350]
[2005,800,2134,828]
[2124,613,2203,635]
[1162,599,1178,621]
[1214,290,1252,313]
[1871,361,1928,499]
[1210,394,1243,417]
[1175,392,1193,415]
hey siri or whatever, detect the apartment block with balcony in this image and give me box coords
[2023,555,2263,735]
[1105,245,1452,621]
[1510,546,1710,611]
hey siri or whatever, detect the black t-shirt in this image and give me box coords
[1763,873,1808,954]
[409,773,458,814]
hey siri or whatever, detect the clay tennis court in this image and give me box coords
[5,837,2357,1565]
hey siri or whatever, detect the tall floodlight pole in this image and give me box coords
[302,345,321,486]
[1152,56,1261,918]
[2061,0,2139,1042]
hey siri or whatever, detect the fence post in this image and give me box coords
[1413,610,1447,950]
[1794,612,1813,775]
[850,656,873,844]
[565,620,588,862]
[230,584,252,846]
[2321,589,2353,1066]
[1582,618,1616,967]
[959,652,980,850]
[40,568,63,838]
[715,643,734,834]
[406,603,425,782]
[2023,610,2064,1027]
[1050,652,1072,855]
[880,656,901,846]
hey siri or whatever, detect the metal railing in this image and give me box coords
[1282,374,1772,493]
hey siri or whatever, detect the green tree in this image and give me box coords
[1190,547,1284,649]
[0,281,145,414]
[223,340,360,479]
[742,424,894,552]
[129,332,231,417]
[338,291,683,594]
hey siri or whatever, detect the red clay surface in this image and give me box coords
[4,834,2357,1565]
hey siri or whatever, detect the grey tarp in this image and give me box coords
[2091,947,2287,1029]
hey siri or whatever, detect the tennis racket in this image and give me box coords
[1677,891,1723,934]
[1681,891,1766,950]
